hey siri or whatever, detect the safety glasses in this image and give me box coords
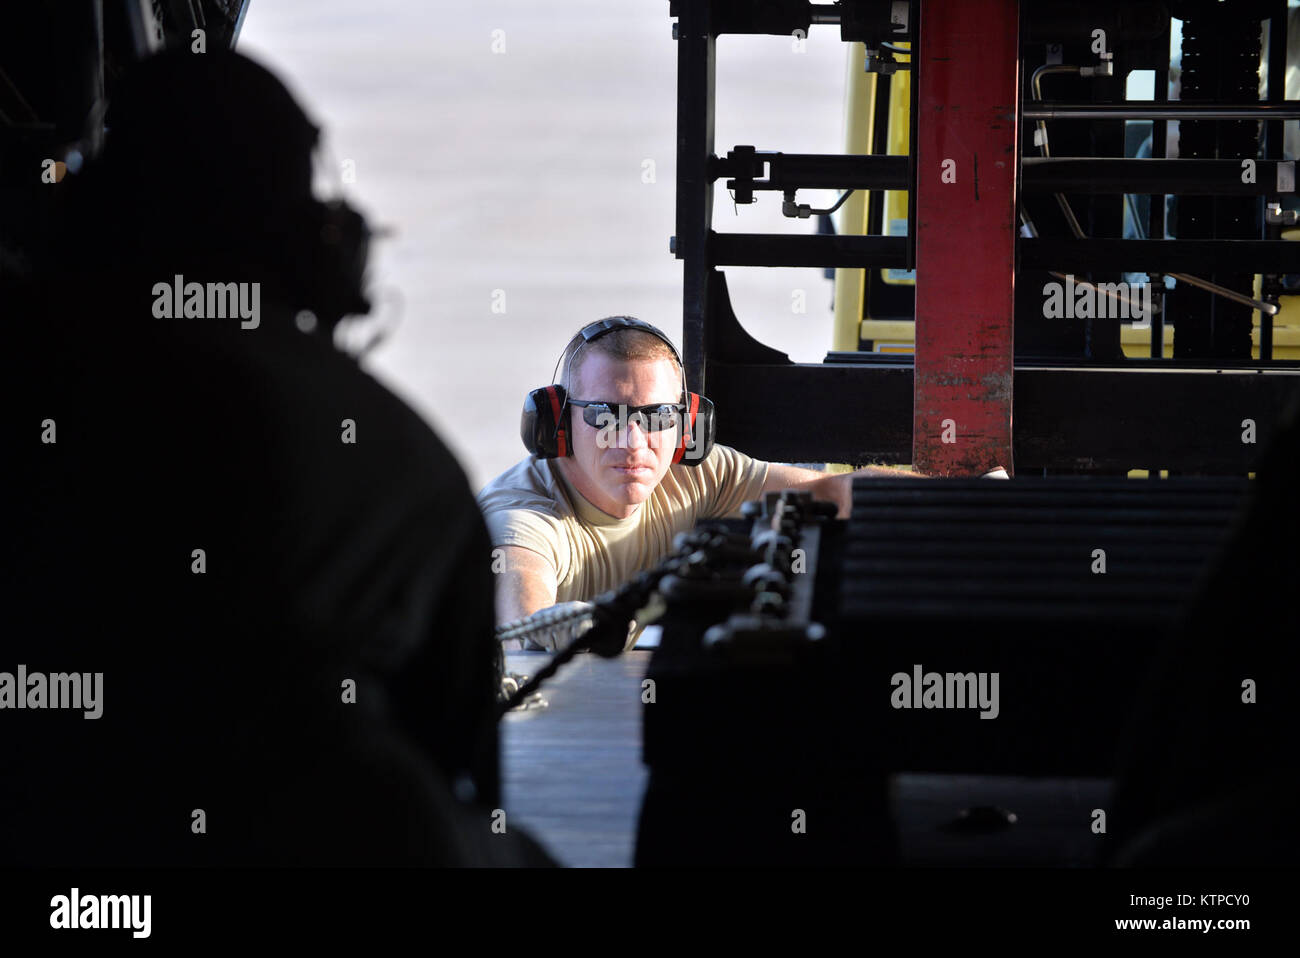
[567,399,686,432]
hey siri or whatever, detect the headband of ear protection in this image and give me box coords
[520,316,716,466]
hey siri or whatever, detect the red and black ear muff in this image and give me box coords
[520,384,571,459]
[672,392,715,466]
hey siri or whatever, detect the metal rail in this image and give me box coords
[1025,102,1300,120]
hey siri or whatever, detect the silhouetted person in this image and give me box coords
[4,50,549,865]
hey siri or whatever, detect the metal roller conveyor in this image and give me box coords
[635,477,1253,866]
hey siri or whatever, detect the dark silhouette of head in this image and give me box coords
[61,49,369,326]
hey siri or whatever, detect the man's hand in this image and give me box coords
[761,462,927,519]
[493,545,558,650]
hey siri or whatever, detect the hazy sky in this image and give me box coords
[238,1,852,489]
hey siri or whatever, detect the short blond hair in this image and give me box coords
[562,326,682,394]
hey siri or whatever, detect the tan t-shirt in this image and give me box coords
[476,443,770,603]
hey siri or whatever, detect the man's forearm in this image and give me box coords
[801,472,852,518]
[810,466,927,518]
[493,547,560,650]
[855,464,924,478]
[763,462,928,519]
[496,570,555,626]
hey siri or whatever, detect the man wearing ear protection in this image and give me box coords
[478,316,933,650]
